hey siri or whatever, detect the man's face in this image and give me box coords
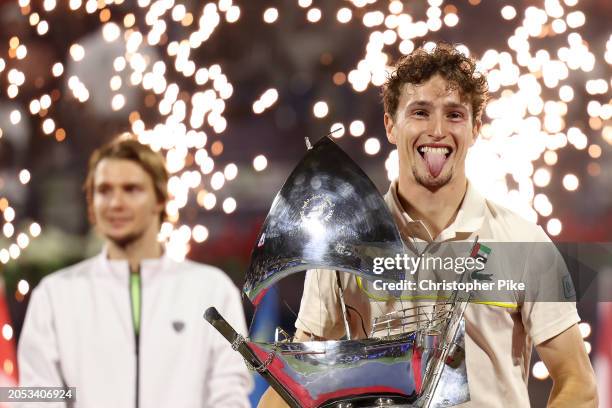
[384,74,481,190]
[92,158,163,247]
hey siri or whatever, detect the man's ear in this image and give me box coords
[155,201,165,217]
[384,113,396,145]
[470,118,482,147]
[88,205,97,225]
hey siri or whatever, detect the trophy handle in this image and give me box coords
[204,307,301,408]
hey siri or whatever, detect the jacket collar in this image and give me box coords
[96,246,172,281]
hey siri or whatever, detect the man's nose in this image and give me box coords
[428,114,445,139]
[109,190,126,207]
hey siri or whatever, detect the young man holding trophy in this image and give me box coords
[260,43,597,407]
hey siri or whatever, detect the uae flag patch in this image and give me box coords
[471,242,491,261]
[470,242,493,281]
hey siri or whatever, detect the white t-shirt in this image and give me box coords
[296,180,579,407]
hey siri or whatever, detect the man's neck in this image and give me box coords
[106,232,162,273]
[397,174,468,241]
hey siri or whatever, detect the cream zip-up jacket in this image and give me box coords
[18,250,253,408]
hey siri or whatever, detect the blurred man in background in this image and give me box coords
[18,136,252,407]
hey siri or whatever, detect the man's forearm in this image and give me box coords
[536,325,598,408]
[548,374,598,407]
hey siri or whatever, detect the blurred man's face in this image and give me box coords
[384,74,480,190]
[92,159,162,247]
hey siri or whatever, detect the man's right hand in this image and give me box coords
[257,388,290,408]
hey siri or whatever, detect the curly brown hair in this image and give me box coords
[382,42,488,122]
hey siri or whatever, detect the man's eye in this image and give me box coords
[413,110,428,117]
[448,112,464,119]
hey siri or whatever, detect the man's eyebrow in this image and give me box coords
[95,181,143,188]
[444,102,468,110]
[406,101,468,110]
[119,181,144,188]
[407,100,433,108]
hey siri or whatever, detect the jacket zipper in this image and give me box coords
[129,270,142,408]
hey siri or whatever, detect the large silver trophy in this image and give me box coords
[205,136,472,407]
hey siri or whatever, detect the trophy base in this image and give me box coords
[205,306,469,408]
[320,395,411,407]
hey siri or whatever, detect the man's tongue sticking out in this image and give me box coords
[423,150,446,178]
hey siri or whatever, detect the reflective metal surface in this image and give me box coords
[370,303,454,338]
[244,136,405,301]
[244,319,468,408]
[422,320,469,408]
[248,334,419,408]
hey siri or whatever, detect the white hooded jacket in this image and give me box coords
[18,250,253,408]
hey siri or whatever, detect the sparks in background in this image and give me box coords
[2,0,609,262]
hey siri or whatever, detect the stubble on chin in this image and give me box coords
[411,164,452,191]
[106,229,145,249]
